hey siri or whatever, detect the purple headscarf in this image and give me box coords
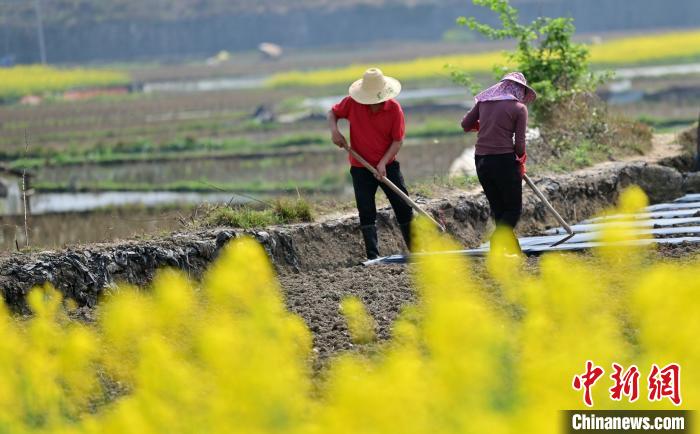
[474,80,526,103]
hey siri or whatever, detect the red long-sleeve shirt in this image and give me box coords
[332,96,405,167]
[461,100,528,156]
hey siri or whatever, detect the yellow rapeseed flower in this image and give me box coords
[0,187,695,432]
[0,65,129,100]
[267,29,700,88]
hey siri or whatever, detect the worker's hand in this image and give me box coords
[516,152,527,178]
[375,161,387,180]
[331,130,348,148]
[467,120,480,132]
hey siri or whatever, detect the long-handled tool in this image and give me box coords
[523,173,575,247]
[342,144,446,232]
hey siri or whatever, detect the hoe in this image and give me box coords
[342,145,574,248]
[341,144,446,232]
[523,173,575,247]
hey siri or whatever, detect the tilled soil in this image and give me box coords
[277,242,700,363]
[276,256,528,363]
[279,264,413,360]
[655,241,700,260]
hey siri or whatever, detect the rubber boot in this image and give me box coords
[360,225,380,260]
[399,222,411,252]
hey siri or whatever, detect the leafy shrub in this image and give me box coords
[456,0,606,121]
[454,0,652,170]
[0,188,696,433]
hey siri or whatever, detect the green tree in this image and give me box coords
[454,0,608,121]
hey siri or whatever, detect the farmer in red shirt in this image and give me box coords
[327,68,412,259]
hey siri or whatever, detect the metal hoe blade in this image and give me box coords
[549,231,575,247]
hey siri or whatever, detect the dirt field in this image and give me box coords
[279,264,412,361]
[277,242,700,363]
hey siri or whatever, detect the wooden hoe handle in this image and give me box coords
[343,145,445,232]
[523,173,574,235]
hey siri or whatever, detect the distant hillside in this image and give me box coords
[3,0,699,64]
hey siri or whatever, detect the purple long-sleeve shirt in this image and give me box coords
[461,100,528,156]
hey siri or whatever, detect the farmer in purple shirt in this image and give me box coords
[461,72,537,239]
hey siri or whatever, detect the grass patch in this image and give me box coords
[205,207,279,228]
[204,198,314,229]
[272,197,315,223]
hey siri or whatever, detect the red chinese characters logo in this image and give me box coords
[572,360,605,407]
[609,363,640,402]
[572,362,682,406]
[648,363,682,406]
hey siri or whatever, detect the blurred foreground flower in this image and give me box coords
[0,187,695,433]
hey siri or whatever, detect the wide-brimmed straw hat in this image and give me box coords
[501,71,537,104]
[349,68,402,105]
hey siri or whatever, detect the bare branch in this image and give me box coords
[22,129,31,250]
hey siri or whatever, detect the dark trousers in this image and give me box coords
[350,161,413,227]
[475,153,522,228]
